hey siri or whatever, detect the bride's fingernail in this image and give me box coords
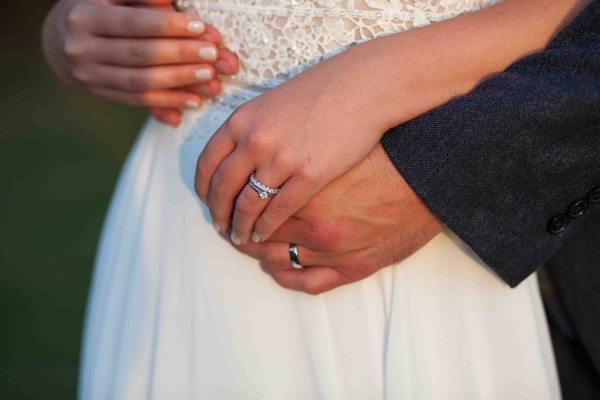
[185,99,200,109]
[195,67,213,81]
[187,21,205,34]
[199,46,217,61]
[212,222,222,233]
[231,231,242,245]
[251,232,261,243]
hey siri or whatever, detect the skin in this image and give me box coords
[43,0,591,294]
[42,0,240,126]
[231,144,444,295]
[194,0,591,251]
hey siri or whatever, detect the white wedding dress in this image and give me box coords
[78,0,561,398]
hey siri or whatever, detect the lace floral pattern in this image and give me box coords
[171,0,499,141]
[175,0,499,88]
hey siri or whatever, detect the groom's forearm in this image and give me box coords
[381,1,600,287]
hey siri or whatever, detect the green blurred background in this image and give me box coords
[1,2,146,398]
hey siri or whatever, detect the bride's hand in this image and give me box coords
[194,0,588,244]
[42,0,239,125]
[195,48,390,245]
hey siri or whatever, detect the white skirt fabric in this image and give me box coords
[78,104,561,399]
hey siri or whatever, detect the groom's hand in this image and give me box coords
[233,144,443,294]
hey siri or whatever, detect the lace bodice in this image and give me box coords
[175,0,499,89]
[172,0,499,141]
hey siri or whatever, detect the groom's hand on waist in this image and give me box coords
[232,144,443,295]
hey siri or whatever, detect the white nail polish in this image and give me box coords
[231,231,242,245]
[187,21,205,34]
[199,46,217,61]
[195,68,212,81]
[212,222,222,233]
[251,232,261,243]
[185,99,200,109]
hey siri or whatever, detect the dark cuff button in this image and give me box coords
[548,214,569,234]
[567,199,588,218]
[589,186,600,204]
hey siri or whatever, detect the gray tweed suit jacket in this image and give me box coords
[381,1,600,397]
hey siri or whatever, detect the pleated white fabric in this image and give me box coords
[79,115,560,399]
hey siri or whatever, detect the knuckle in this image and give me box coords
[126,73,148,91]
[120,12,142,33]
[123,96,141,106]
[193,178,203,198]
[271,272,293,289]
[175,68,190,86]
[301,281,325,296]
[194,169,206,198]
[195,157,211,183]
[262,250,280,269]
[348,254,374,275]
[245,131,270,152]
[234,193,255,218]
[98,90,139,106]
[65,3,86,31]
[128,43,151,65]
[63,38,85,62]
[208,174,228,202]
[212,82,222,96]
[86,87,102,99]
[390,238,411,265]
[165,15,182,34]
[71,67,92,84]
[130,92,149,106]
[177,43,191,61]
[306,220,344,251]
[298,164,319,183]
[271,151,292,169]
[225,105,252,135]
[263,199,288,221]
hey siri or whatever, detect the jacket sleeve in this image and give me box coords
[380,1,600,287]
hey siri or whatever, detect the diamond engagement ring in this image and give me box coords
[249,172,280,200]
[289,244,303,269]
